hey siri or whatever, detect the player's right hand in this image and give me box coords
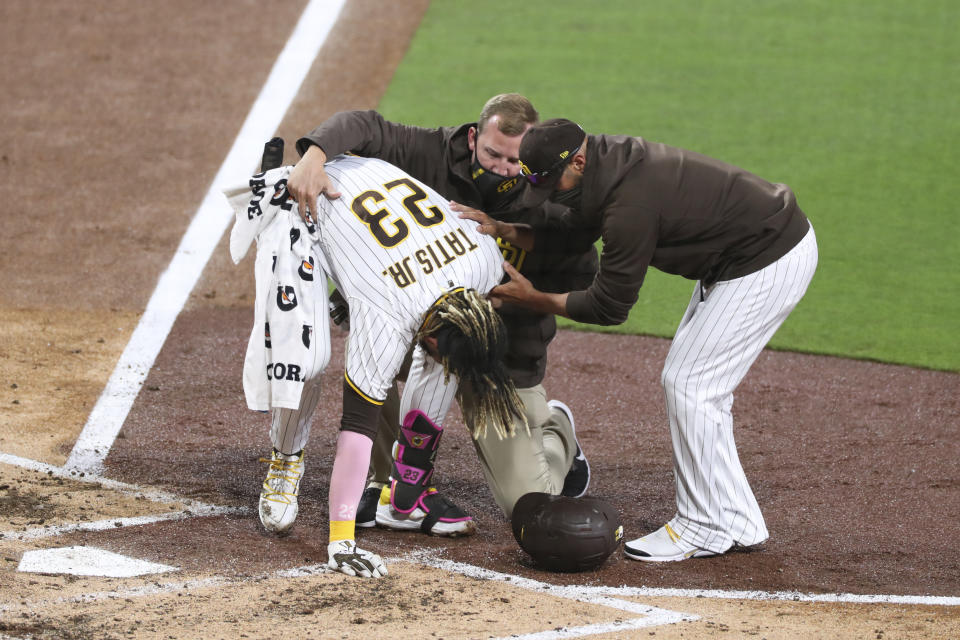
[327,540,387,578]
[287,145,342,223]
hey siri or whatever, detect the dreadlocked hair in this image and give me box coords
[416,288,527,440]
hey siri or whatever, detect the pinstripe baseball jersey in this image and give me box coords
[314,155,504,405]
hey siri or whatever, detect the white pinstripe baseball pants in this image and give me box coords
[662,224,818,553]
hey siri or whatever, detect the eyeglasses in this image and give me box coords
[520,145,581,185]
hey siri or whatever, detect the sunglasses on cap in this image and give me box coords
[520,144,582,186]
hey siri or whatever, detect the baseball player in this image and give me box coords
[226,154,524,577]
[461,119,818,562]
[284,94,597,529]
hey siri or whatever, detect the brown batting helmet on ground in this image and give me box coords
[511,492,624,572]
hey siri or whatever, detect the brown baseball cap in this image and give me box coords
[518,118,586,202]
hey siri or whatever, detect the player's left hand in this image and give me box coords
[327,540,387,578]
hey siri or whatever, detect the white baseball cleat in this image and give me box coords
[624,523,719,562]
[375,485,477,537]
[258,449,304,534]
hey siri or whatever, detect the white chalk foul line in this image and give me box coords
[0,452,247,541]
[3,509,244,543]
[64,0,347,476]
[0,451,243,510]
[411,552,960,608]
[402,552,696,637]
[578,584,960,607]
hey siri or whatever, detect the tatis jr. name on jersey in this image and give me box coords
[382,228,480,289]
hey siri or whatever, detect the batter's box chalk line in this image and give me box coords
[398,550,696,638]
[0,451,247,542]
[403,549,960,608]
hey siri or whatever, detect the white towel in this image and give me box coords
[224,168,331,411]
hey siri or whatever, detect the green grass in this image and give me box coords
[377,0,960,372]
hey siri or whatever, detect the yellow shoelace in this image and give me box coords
[259,454,302,504]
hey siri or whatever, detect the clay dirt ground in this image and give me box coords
[1,1,959,639]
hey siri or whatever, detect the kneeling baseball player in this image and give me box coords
[225,153,524,577]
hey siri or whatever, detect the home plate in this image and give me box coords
[17,546,179,577]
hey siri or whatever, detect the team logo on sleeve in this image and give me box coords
[298,256,315,281]
[277,286,298,311]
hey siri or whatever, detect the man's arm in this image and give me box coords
[289,110,447,222]
[294,110,399,160]
[488,261,571,318]
[564,202,656,326]
[289,110,393,217]
[454,204,536,251]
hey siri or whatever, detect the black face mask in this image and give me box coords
[471,150,523,211]
[549,184,583,210]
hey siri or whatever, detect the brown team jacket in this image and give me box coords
[533,135,811,326]
[297,111,598,387]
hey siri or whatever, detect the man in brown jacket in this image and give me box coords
[462,118,818,561]
[263,96,597,537]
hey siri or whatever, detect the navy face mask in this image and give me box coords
[471,151,523,211]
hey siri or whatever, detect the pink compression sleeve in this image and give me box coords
[328,430,373,523]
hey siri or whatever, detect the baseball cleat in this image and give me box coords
[375,485,477,537]
[624,523,718,562]
[356,484,383,528]
[258,449,304,534]
[549,399,591,498]
[374,409,476,536]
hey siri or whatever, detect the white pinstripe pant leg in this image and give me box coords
[269,283,333,456]
[366,347,459,486]
[662,226,818,553]
[270,378,322,456]
[398,345,459,424]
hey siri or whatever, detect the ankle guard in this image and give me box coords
[389,411,472,533]
[390,410,442,512]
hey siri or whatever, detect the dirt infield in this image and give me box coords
[2,1,958,638]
